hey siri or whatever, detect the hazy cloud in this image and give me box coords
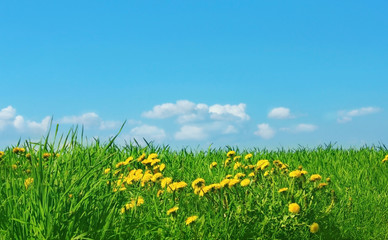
[337,107,380,123]
[175,125,207,140]
[254,123,275,139]
[209,103,249,121]
[130,124,166,142]
[268,107,293,119]
[60,112,121,130]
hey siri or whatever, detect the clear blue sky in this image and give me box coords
[1,1,387,149]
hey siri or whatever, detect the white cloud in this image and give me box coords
[268,107,292,119]
[209,103,249,121]
[0,106,17,130]
[13,115,25,130]
[295,123,317,132]
[0,106,16,120]
[27,116,51,133]
[142,100,197,119]
[223,125,238,134]
[254,123,275,139]
[60,112,120,130]
[280,123,318,133]
[174,125,207,140]
[130,124,166,141]
[337,107,381,123]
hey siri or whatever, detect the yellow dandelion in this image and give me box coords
[288,203,300,214]
[382,155,388,163]
[167,206,179,215]
[192,178,205,189]
[24,177,34,189]
[227,150,236,158]
[240,178,250,187]
[151,173,163,182]
[137,197,144,206]
[248,172,255,177]
[233,162,242,170]
[69,194,73,198]
[244,153,253,160]
[26,153,31,159]
[161,177,173,188]
[185,215,198,225]
[0,151,4,158]
[318,183,328,189]
[309,174,322,182]
[104,168,111,174]
[228,179,240,188]
[13,147,19,153]
[209,162,217,169]
[148,153,158,159]
[233,156,241,161]
[159,163,166,171]
[310,222,319,233]
[12,164,17,170]
[301,170,308,175]
[219,179,230,188]
[234,173,246,179]
[137,153,146,162]
[263,171,269,177]
[278,187,288,193]
[289,170,302,178]
[225,174,233,179]
[326,177,331,182]
[256,160,270,170]
[157,190,164,197]
[224,158,232,167]
[120,207,126,214]
[43,153,51,159]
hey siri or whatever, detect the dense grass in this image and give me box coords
[0,130,387,239]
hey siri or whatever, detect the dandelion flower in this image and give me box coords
[227,151,236,158]
[240,178,250,187]
[43,153,51,159]
[167,206,179,215]
[244,153,253,160]
[157,190,164,197]
[209,162,217,169]
[192,178,205,189]
[0,151,4,158]
[233,162,242,170]
[278,188,288,193]
[151,173,163,182]
[233,156,241,161]
[137,153,146,162]
[136,197,144,206]
[185,215,198,225]
[310,222,319,233]
[224,158,232,166]
[104,168,111,174]
[148,153,158,159]
[288,203,300,214]
[234,173,246,179]
[12,164,17,170]
[161,177,173,188]
[289,170,302,178]
[219,179,230,188]
[228,179,240,188]
[310,174,322,182]
[24,177,34,189]
[318,183,328,189]
[26,153,31,159]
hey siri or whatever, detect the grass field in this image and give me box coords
[0,128,387,239]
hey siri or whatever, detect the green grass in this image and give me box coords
[0,129,387,239]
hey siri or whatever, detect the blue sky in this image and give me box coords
[1,1,387,149]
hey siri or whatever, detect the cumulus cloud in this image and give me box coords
[60,112,120,130]
[130,124,166,142]
[209,103,249,121]
[254,123,275,139]
[337,107,381,123]
[27,116,51,133]
[0,105,50,133]
[280,123,318,133]
[174,125,207,140]
[143,100,250,123]
[268,107,293,119]
[223,125,238,134]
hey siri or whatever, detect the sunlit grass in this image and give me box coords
[0,127,387,239]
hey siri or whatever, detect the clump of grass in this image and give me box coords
[0,128,387,239]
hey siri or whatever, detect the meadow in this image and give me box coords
[0,128,387,239]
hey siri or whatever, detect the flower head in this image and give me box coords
[310,222,319,233]
[288,203,300,214]
[167,206,179,215]
[244,153,253,160]
[185,215,198,225]
[192,178,205,189]
[240,178,250,187]
[24,178,34,189]
[309,174,322,182]
[209,162,217,169]
[278,187,288,193]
